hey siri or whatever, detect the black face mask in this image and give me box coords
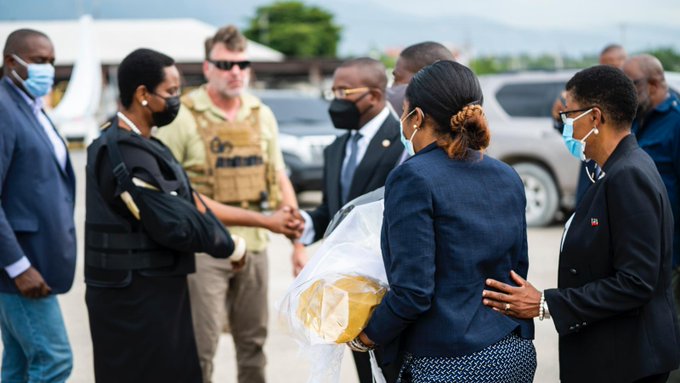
[328,92,372,130]
[152,95,181,127]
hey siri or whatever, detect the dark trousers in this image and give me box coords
[634,372,670,383]
[86,273,202,383]
[352,348,400,383]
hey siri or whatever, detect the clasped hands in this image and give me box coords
[266,205,305,240]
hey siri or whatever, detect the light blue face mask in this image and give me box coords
[562,108,598,161]
[400,108,418,156]
[11,54,55,98]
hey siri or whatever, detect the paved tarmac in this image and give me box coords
[1,149,563,382]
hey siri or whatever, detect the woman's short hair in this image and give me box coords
[566,65,637,127]
[118,48,175,108]
[405,60,489,159]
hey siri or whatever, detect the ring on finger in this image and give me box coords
[504,303,510,312]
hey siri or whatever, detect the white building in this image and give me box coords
[0,17,285,65]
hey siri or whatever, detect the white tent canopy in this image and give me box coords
[0,18,285,65]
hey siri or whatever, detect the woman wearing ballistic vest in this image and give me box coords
[84,49,257,382]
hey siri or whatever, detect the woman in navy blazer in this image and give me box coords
[350,61,536,382]
[483,66,680,383]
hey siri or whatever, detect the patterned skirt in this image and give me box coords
[397,332,536,383]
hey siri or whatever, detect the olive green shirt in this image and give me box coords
[155,85,285,251]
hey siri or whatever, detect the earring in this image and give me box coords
[141,100,148,106]
[594,126,599,134]
[413,125,417,128]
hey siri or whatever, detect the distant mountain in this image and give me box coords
[2,0,679,57]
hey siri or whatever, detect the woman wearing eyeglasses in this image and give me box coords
[483,65,680,383]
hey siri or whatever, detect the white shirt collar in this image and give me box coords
[7,78,42,113]
[351,106,390,142]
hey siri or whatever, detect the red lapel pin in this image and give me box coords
[591,218,599,227]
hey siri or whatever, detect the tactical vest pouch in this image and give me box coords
[194,106,267,203]
[211,131,267,203]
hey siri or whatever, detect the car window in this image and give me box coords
[260,97,329,125]
[496,82,565,118]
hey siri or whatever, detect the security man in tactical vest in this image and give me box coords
[156,25,304,383]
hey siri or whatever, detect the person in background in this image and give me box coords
[387,41,455,116]
[551,44,627,205]
[622,54,680,383]
[354,60,536,382]
[156,25,302,383]
[297,57,405,382]
[483,65,680,383]
[0,28,76,383]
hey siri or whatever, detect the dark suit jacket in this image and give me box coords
[364,143,534,364]
[545,135,680,383]
[307,112,403,242]
[0,78,77,294]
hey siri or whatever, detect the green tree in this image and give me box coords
[244,1,342,58]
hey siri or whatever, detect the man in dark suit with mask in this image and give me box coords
[297,57,403,382]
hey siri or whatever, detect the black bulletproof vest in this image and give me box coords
[84,118,193,276]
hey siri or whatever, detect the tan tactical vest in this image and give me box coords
[183,96,280,209]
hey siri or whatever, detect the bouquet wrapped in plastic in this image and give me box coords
[279,195,387,383]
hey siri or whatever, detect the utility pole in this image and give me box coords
[620,23,627,48]
[258,11,270,46]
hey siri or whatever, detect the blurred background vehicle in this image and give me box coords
[480,71,579,227]
[259,72,680,226]
[481,70,680,227]
[260,73,582,227]
[255,90,342,193]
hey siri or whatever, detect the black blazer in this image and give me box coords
[307,113,403,242]
[545,135,680,383]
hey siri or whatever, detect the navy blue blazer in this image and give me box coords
[364,143,534,364]
[545,135,680,382]
[0,78,77,294]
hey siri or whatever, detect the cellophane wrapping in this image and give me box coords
[278,200,387,383]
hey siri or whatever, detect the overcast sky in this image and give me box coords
[368,0,680,29]
[1,0,679,55]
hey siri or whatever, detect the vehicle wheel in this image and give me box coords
[513,162,559,227]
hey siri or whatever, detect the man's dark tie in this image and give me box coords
[341,132,362,205]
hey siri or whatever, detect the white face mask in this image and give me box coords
[399,109,418,156]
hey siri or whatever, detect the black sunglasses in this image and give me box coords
[209,60,251,71]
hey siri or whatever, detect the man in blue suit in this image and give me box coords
[0,29,76,382]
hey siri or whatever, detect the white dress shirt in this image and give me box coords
[299,107,391,244]
[5,81,67,278]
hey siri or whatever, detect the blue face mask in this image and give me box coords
[562,108,597,161]
[11,54,55,98]
[400,109,418,156]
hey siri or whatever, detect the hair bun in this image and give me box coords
[449,104,484,133]
[439,104,490,158]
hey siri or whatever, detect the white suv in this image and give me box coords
[481,71,581,227]
[481,70,680,227]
